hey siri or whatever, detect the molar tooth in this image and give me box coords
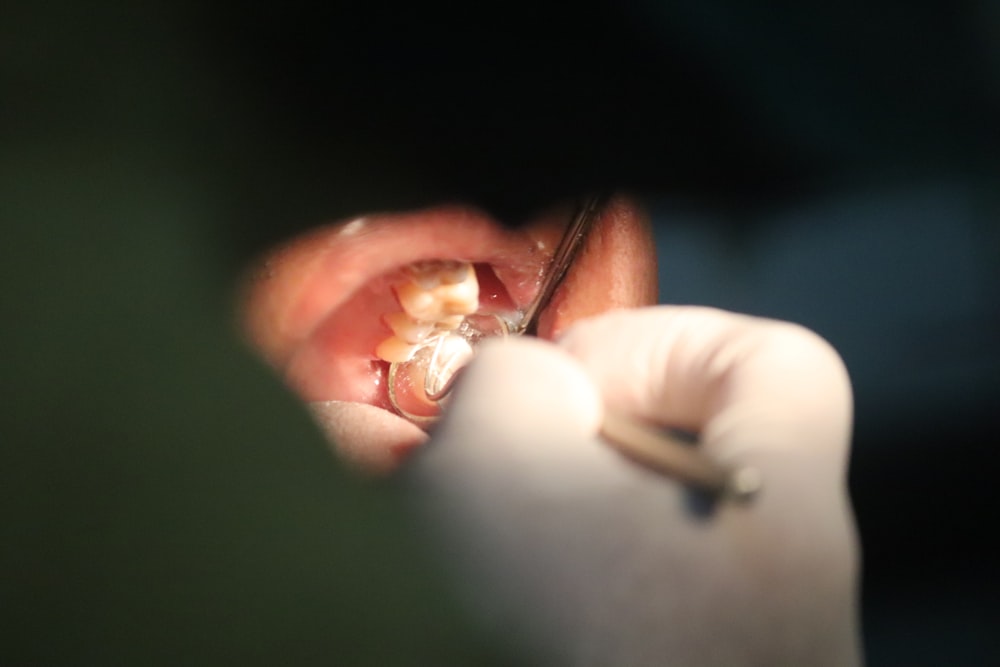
[433,315,466,331]
[402,260,470,289]
[440,276,478,315]
[394,282,438,321]
[383,312,436,344]
[395,264,479,321]
[437,261,472,285]
[375,335,420,363]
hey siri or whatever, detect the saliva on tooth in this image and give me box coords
[375,259,518,425]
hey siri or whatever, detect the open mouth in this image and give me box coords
[239,195,657,472]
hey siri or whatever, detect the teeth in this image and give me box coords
[395,261,478,321]
[375,260,481,365]
[433,315,466,331]
[375,335,420,363]
[402,260,471,289]
[383,312,436,344]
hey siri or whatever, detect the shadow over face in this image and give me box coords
[201,0,812,257]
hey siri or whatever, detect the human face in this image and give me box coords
[239,195,658,472]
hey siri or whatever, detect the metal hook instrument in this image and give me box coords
[440,195,762,502]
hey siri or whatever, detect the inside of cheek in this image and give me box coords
[473,263,518,314]
[288,261,517,411]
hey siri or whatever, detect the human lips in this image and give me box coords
[239,195,657,471]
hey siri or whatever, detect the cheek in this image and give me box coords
[541,199,658,338]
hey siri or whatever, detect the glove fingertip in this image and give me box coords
[445,337,605,442]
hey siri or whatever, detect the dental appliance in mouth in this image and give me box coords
[375,259,519,423]
[374,253,761,503]
[370,197,761,503]
[373,195,607,426]
[246,195,756,500]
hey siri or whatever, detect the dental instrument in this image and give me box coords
[398,195,762,502]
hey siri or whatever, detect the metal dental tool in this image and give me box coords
[419,194,609,402]
[511,194,610,336]
[600,411,762,503]
[432,194,762,503]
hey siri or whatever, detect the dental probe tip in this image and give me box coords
[598,410,761,503]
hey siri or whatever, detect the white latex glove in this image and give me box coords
[407,306,862,666]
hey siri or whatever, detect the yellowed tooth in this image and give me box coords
[441,277,479,314]
[383,311,436,344]
[395,263,478,321]
[433,314,466,331]
[437,261,472,285]
[395,282,438,321]
[402,260,470,289]
[379,260,480,365]
[374,335,420,363]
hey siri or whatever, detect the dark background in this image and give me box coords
[3,0,998,663]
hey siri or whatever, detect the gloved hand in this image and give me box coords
[406,305,862,667]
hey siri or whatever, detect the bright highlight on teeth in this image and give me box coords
[396,261,479,322]
[375,259,513,423]
[375,259,481,363]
